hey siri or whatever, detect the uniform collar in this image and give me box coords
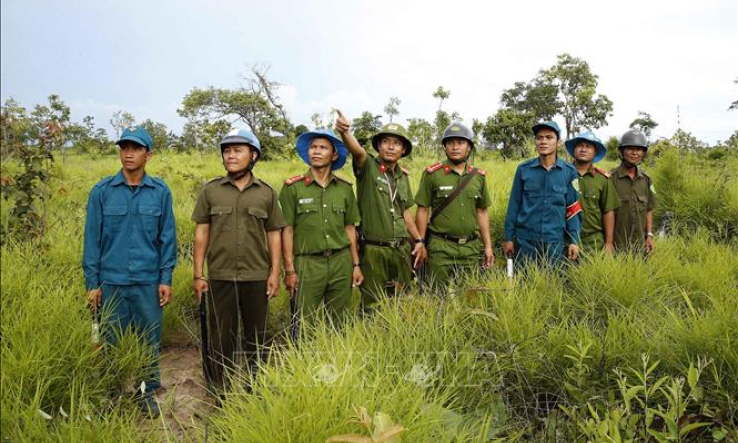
[219,173,260,189]
[303,169,336,187]
[111,170,155,187]
[373,153,400,176]
[442,159,471,175]
[576,163,597,177]
[617,163,643,178]
[532,156,565,170]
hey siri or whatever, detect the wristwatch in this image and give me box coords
[414,238,425,244]
[646,232,654,238]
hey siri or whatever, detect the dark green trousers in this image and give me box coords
[360,242,412,313]
[205,280,268,390]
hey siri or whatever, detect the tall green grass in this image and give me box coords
[2,151,737,441]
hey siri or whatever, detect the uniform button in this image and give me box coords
[325,234,330,238]
[323,204,327,208]
[460,203,464,207]
[324,219,328,223]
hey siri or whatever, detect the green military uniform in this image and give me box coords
[415,161,491,289]
[610,163,657,252]
[354,153,415,311]
[576,166,621,249]
[279,171,360,326]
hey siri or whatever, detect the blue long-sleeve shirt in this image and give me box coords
[504,157,582,244]
[83,170,177,290]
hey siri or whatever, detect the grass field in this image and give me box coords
[2,148,737,442]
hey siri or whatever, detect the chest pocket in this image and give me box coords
[103,205,128,231]
[551,185,567,206]
[210,206,233,232]
[139,205,161,231]
[296,203,320,227]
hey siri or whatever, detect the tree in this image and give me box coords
[139,119,171,150]
[539,53,614,139]
[1,98,32,160]
[499,80,559,121]
[729,78,738,111]
[109,110,136,139]
[629,111,658,138]
[351,111,382,148]
[384,97,401,123]
[483,108,531,159]
[180,118,231,152]
[310,112,325,129]
[407,118,434,154]
[432,86,450,111]
[31,94,71,162]
[671,129,705,152]
[471,118,486,150]
[67,116,111,156]
[179,66,293,159]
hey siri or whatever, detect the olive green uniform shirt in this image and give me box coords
[415,161,492,237]
[353,153,414,240]
[192,174,285,281]
[610,164,657,250]
[577,165,621,246]
[278,170,360,255]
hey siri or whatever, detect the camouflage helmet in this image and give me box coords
[371,123,413,157]
[618,129,648,151]
[442,122,474,148]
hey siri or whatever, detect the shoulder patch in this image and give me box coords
[334,175,353,186]
[284,174,304,186]
[594,167,610,178]
[426,162,443,173]
[401,166,410,175]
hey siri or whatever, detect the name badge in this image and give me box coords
[439,185,454,191]
[376,176,389,185]
[298,198,314,204]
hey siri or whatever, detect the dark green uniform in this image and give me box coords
[415,161,491,289]
[610,164,657,252]
[191,174,285,388]
[279,171,360,326]
[354,153,415,311]
[576,165,620,249]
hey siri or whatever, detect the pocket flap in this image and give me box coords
[248,207,268,218]
[103,205,128,216]
[332,202,345,212]
[139,205,161,216]
[210,206,233,216]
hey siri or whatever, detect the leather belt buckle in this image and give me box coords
[458,238,467,245]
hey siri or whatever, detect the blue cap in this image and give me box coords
[565,130,607,163]
[220,128,262,155]
[532,120,561,138]
[116,127,153,150]
[296,129,348,170]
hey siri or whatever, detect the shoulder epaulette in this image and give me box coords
[426,162,443,173]
[468,166,487,176]
[401,166,410,175]
[520,157,537,167]
[594,167,610,178]
[205,176,223,185]
[334,175,353,186]
[284,174,304,186]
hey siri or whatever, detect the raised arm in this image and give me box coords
[335,109,367,168]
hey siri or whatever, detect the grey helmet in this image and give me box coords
[618,129,648,151]
[442,122,475,148]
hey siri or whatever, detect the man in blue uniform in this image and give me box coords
[83,126,177,418]
[503,120,582,267]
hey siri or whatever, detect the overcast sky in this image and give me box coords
[2,0,736,144]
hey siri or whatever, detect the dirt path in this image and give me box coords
[143,346,213,441]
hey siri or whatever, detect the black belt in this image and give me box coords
[365,238,407,249]
[430,232,478,245]
[299,247,348,258]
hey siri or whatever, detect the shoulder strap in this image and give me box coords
[429,168,478,224]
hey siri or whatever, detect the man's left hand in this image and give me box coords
[645,236,654,254]
[567,244,580,261]
[159,284,173,307]
[411,243,427,269]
